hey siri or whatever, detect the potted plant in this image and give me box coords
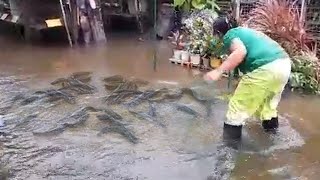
[208,36,224,69]
[170,30,187,63]
[180,49,190,63]
[184,10,219,67]
[209,56,222,68]
[190,53,201,66]
[188,43,201,66]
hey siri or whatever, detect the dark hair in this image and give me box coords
[212,17,237,35]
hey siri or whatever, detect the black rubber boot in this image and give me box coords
[262,117,279,132]
[223,123,242,149]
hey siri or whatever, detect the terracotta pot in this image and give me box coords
[210,56,222,69]
[190,54,201,65]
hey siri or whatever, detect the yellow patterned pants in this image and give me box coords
[225,58,291,126]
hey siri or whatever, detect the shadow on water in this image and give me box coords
[0,22,319,180]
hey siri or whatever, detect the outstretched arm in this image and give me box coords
[205,38,247,81]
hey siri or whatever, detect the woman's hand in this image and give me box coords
[204,69,223,81]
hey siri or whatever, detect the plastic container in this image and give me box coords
[202,57,210,68]
[190,54,201,65]
[181,50,190,63]
[173,49,183,60]
[210,56,222,69]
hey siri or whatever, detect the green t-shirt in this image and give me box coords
[223,27,289,74]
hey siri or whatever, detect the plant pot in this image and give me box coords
[190,54,201,65]
[210,56,222,69]
[173,49,183,60]
[202,57,210,68]
[181,51,190,63]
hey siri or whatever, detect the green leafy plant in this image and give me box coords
[208,36,224,57]
[290,51,320,94]
[183,9,219,55]
[243,0,320,94]
[174,0,220,12]
[170,31,186,50]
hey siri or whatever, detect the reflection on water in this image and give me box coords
[0,27,319,180]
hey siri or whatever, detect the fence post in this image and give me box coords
[235,0,241,22]
[300,0,306,24]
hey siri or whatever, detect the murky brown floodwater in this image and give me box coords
[0,24,319,180]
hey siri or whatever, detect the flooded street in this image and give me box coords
[0,26,320,180]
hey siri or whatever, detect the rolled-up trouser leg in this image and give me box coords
[225,58,291,127]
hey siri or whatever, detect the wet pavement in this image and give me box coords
[0,27,320,180]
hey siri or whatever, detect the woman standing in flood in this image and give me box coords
[205,17,291,141]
